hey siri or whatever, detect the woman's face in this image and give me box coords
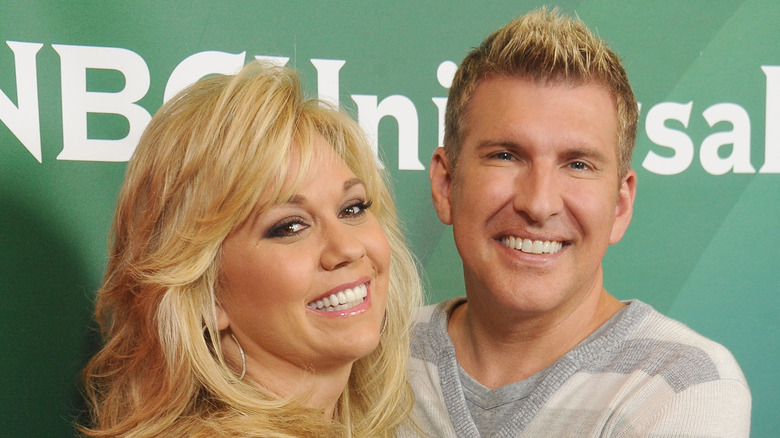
[217,134,390,383]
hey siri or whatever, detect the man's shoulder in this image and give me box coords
[560,301,752,436]
[409,297,465,363]
[613,300,747,385]
[415,302,439,324]
[414,297,465,325]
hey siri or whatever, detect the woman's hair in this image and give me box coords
[79,61,423,437]
[445,7,638,180]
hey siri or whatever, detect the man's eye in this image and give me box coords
[570,161,589,171]
[493,152,513,161]
[341,200,373,218]
[266,220,307,238]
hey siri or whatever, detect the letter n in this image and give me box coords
[351,94,424,170]
[53,44,151,162]
[0,41,43,162]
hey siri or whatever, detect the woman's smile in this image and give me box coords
[307,281,370,314]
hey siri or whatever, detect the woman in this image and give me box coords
[79,61,422,437]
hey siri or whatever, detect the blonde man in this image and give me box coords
[406,8,750,437]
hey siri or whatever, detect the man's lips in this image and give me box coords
[500,236,564,254]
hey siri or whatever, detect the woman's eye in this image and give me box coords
[266,219,307,238]
[341,200,373,219]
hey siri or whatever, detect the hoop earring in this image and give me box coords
[380,311,388,336]
[230,333,246,380]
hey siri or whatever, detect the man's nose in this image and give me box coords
[513,166,563,223]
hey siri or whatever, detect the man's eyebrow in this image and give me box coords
[475,139,520,149]
[564,147,609,164]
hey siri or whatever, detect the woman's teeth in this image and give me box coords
[501,236,563,254]
[307,283,368,311]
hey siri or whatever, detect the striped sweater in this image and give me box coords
[402,299,751,437]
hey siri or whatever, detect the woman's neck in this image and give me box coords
[221,332,355,419]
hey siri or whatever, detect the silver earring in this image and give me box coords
[380,311,388,336]
[230,333,246,380]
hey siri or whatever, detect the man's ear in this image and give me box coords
[609,169,637,245]
[430,147,455,225]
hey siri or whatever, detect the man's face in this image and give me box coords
[430,76,636,318]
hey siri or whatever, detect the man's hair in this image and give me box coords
[444,7,638,179]
[80,61,422,437]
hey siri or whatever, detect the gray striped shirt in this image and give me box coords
[402,299,751,437]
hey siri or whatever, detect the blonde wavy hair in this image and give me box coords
[445,7,638,180]
[79,61,422,437]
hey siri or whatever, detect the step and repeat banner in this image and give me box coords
[1,1,777,436]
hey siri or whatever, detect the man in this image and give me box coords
[406,8,751,437]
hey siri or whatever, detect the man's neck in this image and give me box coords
[448,288,624,389]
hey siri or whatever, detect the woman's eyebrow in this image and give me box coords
[343,177,364,192]
[283,178,364,207]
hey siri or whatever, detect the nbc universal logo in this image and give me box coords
[2,41,780,176]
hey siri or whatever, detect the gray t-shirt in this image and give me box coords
[402,298,751,437]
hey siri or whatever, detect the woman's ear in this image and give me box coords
[215,300,230,331]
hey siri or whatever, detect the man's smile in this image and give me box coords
[500,236,564,254]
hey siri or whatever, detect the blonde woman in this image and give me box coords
[79,61,422,437]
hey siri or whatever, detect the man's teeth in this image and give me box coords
[501,236,563,254]
[307,284,368,311]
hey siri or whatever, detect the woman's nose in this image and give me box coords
[320,221,365,271]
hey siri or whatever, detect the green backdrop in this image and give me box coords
[1,1,776,436]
